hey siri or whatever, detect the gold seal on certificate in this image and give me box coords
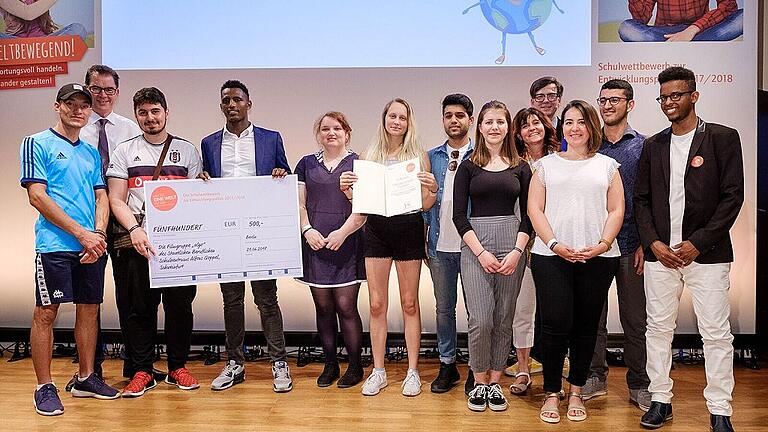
[143,176,303,288]
[351,157,422,216]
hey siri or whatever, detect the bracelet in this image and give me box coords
[301,225,313,236]
[513,246,524,254]
[93,229,107,239]
[546,238,558,250]
[128,224,140,233]
[474,249,486,258]
[598,238,612,250]
[549,241,559,251]
[428,187,438,194]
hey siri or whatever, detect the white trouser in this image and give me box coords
[512,266,536,348]
[644,260,734,416]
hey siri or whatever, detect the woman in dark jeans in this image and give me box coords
[527,100,624,423]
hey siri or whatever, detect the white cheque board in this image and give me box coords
[144,176,303,288]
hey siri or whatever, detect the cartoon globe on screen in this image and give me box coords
[463,0,564,64]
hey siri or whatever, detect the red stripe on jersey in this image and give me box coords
[128,175,186,189]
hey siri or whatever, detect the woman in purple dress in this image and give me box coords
[295,111,366,388]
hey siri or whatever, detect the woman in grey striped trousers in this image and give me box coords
[452,101,533,412]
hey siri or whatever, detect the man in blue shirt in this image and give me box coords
[20,84,119,416]
[581,79,651,411]
[424,94,474,393]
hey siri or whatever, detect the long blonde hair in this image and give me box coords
[364,98,425,168]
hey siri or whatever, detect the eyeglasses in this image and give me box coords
[533,93,559,103]
[448,150,459,171]
[596,96,629,107]
[88,85,117,96]
[655,91,693,104]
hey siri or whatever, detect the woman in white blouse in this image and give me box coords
[527,100,625,424]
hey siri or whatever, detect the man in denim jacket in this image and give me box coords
[424,94,475,393]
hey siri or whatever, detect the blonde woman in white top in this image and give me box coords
[527,100,624,424]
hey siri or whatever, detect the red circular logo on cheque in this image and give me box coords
[150,186,178,211]
[406,162,416,173]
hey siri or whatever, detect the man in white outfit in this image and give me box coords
[634,66,743,432]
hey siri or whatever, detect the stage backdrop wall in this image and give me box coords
[0,1,758,336]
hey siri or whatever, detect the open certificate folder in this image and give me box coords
[352,158,423,217]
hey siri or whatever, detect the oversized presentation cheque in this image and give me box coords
[144,176,303,288]
[352,157,422,217]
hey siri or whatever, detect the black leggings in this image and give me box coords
[531,254,618,393]
[310,283,363,368]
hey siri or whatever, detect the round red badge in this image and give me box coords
[691,156,704,168]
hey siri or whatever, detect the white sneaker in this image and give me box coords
[401,369,422,397]
[211,360,245,391]
[361,370,388,396]
[272,361,293,393]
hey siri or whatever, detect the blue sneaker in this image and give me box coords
[34,383,64,416]
[72,373,120,399]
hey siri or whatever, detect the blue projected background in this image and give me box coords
[102,0,590,69]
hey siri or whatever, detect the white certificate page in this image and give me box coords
[144,176,303,288]
[352,158,422,217]
[383,158,422,216]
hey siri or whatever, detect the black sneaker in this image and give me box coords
[337,365,364,388]
[65,373,78,392]
[640,401,673,429]
[710,414,734,432]
[486,383,508,411]
[66,368,104,392]
[467,383,488,412]
[430,362,460,393]
[464,369,475,396]
[317,362,340,387]
[71,373,120,399]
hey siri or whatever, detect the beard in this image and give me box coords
[602,113,626,127]
[142,120,166,136]
[446,128,469,140]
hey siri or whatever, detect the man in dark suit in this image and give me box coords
[200,80,293,393]
[634,67,743,432]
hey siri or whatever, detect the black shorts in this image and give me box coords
[34,252,107,306]
[365,213,426,261]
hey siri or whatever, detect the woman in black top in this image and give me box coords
[453,100,532,412]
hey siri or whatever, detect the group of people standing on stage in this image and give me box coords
[20,64,743,432]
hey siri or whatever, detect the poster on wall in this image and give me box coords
[0,0,94,90]
[591,0,754,334]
